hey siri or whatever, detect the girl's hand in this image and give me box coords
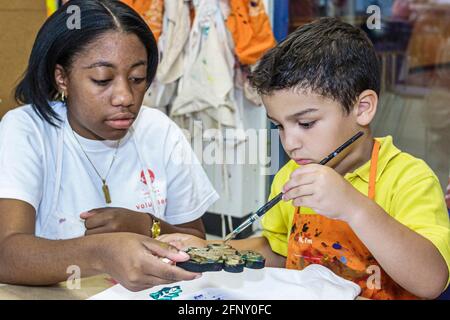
[100,233,201,292]
[81,208,152,236]
[157,233,207,251]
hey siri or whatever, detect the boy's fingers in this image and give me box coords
[292,194,314,208]
[291,164,321,177]
[283,172,316,193]
[283,185,315,201]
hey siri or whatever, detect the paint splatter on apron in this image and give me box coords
[286,140,417,299]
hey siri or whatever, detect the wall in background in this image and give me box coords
[0,0,47,117]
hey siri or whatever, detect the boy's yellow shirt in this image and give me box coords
[262,136,450,287]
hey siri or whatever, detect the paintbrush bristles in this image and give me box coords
[223,232,235,243]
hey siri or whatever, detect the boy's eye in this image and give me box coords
[271,123,283,130]
[92,79,111,86]
[298,121,316,129]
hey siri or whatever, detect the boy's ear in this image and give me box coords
[354,90,378,126]
[54,64,69,95]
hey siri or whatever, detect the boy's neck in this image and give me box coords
[332,132,375,176]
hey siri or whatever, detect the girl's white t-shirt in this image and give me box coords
[0,103,219,239]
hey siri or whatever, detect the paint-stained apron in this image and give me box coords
[286,140,417,299]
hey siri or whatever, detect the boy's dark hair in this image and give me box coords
[249,17,380,114]
[15,0,158,126]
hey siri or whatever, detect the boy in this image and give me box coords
[158,18,450,299]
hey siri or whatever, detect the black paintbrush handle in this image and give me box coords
[255,193,284,218]
[254,131,364,218]
[318,131,364,165]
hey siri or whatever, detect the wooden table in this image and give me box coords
[0,275,367,300]
[0,274,115,300]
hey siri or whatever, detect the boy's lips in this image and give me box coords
[294,159,314,165]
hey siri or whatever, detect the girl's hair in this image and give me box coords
[15,0,158,126]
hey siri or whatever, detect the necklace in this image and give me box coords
[71,130,121,204]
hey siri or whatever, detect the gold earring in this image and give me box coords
[60,91,66,103]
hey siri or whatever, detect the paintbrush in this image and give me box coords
[223,131,364,243]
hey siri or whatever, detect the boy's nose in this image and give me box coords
[282,130,302,154]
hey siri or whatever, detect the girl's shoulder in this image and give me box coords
[134,106,172,126]
[132,106,183,139]
[0,103,65,153]
[0,102,65,133]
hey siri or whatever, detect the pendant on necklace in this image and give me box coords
[102,180,112,204]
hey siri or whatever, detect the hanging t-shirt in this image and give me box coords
[0,102,219,239]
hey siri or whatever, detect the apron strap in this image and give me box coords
[293,139,381,214]
[130,127,163,218]
[51,111,66,215]
[368,140,381,201]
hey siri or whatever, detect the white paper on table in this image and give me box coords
[89,264,361,300]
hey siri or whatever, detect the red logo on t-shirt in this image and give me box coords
[140,169,155,185]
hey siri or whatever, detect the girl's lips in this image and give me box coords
[294,159,313,165]
[105,118,134,130]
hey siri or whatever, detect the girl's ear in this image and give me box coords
[354,89,378,126]
[54,64,69,95]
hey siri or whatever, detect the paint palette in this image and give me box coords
[177,244,265,273]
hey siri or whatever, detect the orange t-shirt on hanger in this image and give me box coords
[121,0,164,42]
[226,0,277,65]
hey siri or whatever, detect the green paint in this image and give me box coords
[150,286,182,300]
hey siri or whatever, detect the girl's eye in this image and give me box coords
[298,121,316,129]
[92,79,111,86]
[130,77,146,84]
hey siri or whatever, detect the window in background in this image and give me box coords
[287,0,450,190]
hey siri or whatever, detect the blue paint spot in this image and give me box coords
[332,242,342,250]
[340,256,347,264]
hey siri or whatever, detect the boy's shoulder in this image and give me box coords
[378,136,439,186]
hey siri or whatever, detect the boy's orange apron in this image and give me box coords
[286,140,417,300]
